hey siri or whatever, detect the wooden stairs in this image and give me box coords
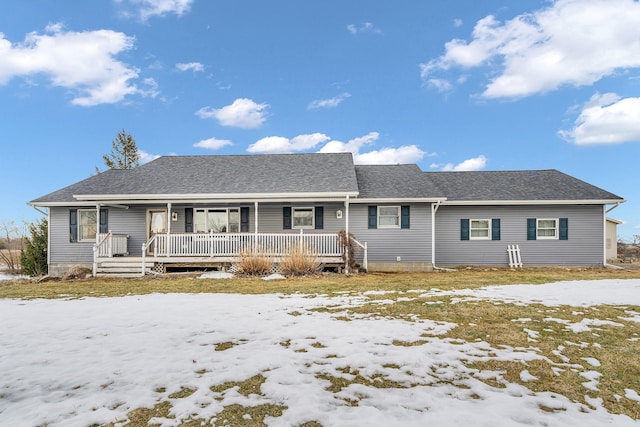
[95,257,153,277]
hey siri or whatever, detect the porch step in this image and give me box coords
[95,258,153,277]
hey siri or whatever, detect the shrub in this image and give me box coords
[338,229,358,272]
[280,244,320,276]
[21,219,48,277]
[235,249,273,276]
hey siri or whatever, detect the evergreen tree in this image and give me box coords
[103,129,140,169]
[21,219,48,276]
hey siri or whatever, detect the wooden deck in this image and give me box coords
[94,231,356,276]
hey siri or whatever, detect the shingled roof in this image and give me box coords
[355,164,444,199]
[30,153,360,204]
[424,169,623,202]
[29,154,624,205]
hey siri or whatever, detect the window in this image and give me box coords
[470,219,490,239]
[461,218,500,241]
[537,218,558,239]
[368,205,409,229]
[293,207,314,229]
[194,208,240,233]
[527,218,568,241]
[378,206,400,228]
[78,209,97,241]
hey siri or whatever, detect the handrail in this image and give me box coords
[350,237,368,272]
[92,232,112,277]
[141,234,158,277]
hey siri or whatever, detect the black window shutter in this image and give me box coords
[401,205,410,229]
[240,207,250,232]
[460,218,469,240]
[559,218,568,240]
[99,209,108,234]
[368,206,377,229]
[527,218,537,240]
[283,207,292,230]
[315,206,324,230]
[69,209,78,243]
[185,208,193,232]
[491,218,500,241]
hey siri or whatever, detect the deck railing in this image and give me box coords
[151,231,343,258]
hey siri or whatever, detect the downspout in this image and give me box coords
[254,201,259,253]
[431,199,455,272]
[604,202,622,268]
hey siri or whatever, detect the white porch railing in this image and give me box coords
[93,231,130,276]
[151,231,343,258]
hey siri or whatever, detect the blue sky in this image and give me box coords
[1,0,639,240]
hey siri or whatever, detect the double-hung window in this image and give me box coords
[78,209,97,241]
[378,206,400,228]
[527,217,568,240]
[536,218,558,239]
[470,219,490,240]
[194,208,240,233]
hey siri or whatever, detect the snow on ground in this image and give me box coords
[1,280,640,426]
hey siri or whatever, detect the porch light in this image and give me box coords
[171,212,178,221]
[336,210,343,219]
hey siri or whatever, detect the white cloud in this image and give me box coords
[318,132,426,165]
[559,93,640,145]
[308,93,351,110]
[347,22,382,35]
[246,131,426,165]
[193,138,233,150]
[421,0,640,98]
[248,133,330,154]
[0,24,145,106]
[355,145,426,165]
[453,19,463,28]
[196,98,269,129]
[433,155,488,171]
[138,150,161,164]
[119,0,194,21]
[176,62,204,72]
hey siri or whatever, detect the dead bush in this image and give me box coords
[235,249,273,276]
[280,244,321,276]
[62,266,92,281]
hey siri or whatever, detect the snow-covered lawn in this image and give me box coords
[1,279,640,426]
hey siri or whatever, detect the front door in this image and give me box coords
[147,209,167,255]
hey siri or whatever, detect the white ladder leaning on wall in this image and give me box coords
[507,244,523,268]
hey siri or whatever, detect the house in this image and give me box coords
[28,153,625,276]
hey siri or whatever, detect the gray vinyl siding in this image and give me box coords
[435,205,604,266]
[349,203,432,263]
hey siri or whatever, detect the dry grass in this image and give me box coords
[1,266,640,300]
[279,245,321,276]
[5,267,640,424]
[235,249,273,276]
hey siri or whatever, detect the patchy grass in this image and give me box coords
[2,267,640,300]
[5,268,640,425]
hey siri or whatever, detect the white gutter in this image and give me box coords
[350,197,446,204]
[440,199,625,206]
[73,191,360,201]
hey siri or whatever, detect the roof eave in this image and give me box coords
[441,199,626,205]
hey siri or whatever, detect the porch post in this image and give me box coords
[254,201,259,252]
[167,202,172,257]
[345,196,350,273]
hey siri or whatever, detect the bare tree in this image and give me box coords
[102,129,140,170]
[0,221,24,274]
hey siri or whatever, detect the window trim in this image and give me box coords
[78,209,98,242]
[292,207,315,230]
[378,206,401,229]
[536,218,558,240]
[469,219,491,240]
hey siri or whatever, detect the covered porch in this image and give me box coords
[94,230,367,276]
